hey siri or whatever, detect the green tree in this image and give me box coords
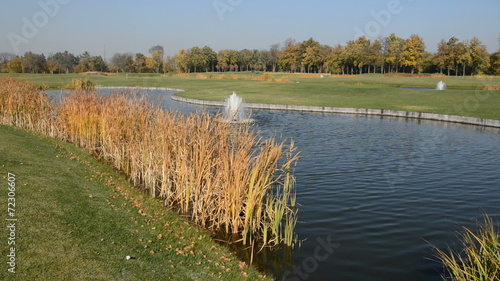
[76,52,107,72]
[132,53,147,73]
[256,50,271,72]
[21,52,46,73]
[189,47,206,73]
[489,52,500,75]
[49,51,78,74]
[400,34,426,74]
[239,49,253,71]
[201,46,217,72]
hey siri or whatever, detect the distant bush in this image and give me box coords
[64,78,95,90]
[36,83,50,91]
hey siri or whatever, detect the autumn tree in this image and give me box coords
[367,39,383,73]
[455,41,471,76]
[384,33,403,73]
[7,57,23,73]
[216,49,239,72]
[399,34,426,74]
[325,45,345,74]
[174,49,190,73]
[149,45,164,73]
[467,37,490,75]
[0,53,15,73]
[133,53,147,73]
[278,39,302,73]
[344,36,371,74]
[300,38,321,73]
[433,39,448,74]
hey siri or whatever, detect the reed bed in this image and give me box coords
[0,78,53,134]
[0,77,299,250]
[434,215,500,281]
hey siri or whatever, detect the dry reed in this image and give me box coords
[0,77,299,250]
[434,215,500,280]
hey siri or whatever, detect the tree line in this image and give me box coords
[1,34,499,75]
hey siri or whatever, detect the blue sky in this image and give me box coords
[1,0,499,58]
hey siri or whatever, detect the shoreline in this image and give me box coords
[171,95,500,128]
[95,86,500,128]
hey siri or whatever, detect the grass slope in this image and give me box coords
[1,72,499,119]
[0,125,269,281]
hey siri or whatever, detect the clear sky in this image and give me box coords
[1,0,499,59]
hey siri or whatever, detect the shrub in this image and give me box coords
[63,78,95,90]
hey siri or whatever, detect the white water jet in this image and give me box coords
[224,92,253,123]
[436,81,447,90]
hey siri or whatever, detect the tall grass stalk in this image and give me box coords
[0,77,300,251]
[434,214,500,281]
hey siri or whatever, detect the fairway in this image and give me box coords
[2,73,500,120]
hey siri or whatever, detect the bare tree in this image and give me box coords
[269,43,280,72]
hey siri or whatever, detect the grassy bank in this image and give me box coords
[1,72,499,120]
[0,124,270,280]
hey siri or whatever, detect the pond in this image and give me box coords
[48,89,500,280]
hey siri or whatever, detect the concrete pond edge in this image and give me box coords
[94,87,500,128]
[171,95,500,128]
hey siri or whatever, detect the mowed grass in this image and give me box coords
[0,125,270,281]
[2,72,500,120]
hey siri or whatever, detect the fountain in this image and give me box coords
[436,81,447,90]
[224,92,253,123]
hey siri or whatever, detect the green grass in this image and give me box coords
[1,72,500,120]
[0,125,270,281]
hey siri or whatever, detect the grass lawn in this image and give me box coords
[1,72,500,120]
[0,125,270,281]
